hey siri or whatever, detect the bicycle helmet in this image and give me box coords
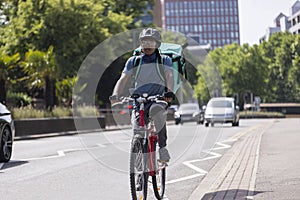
[139,28,162,48]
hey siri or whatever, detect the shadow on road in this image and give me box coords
[0,160,28,171]
[201,189,267,200]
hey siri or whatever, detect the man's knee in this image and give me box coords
[149,104,165,116]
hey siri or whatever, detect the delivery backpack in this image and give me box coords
[132,42,187,94]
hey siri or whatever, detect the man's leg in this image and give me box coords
[149,103,170,162]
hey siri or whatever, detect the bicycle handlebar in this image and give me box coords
[111,94,168,107]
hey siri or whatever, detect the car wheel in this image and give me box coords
[232,120,239,126]
[205,122,209,127]
[0,126,13,162]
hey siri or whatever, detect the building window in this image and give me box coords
[185,25,189,32]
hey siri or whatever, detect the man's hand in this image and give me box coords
[163,92,174,104]
[109,95,120,105]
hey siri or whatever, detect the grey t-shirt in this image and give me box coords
[123,52,172,96]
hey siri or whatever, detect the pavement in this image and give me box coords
[188,118,300,200]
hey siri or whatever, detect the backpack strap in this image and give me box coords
[133,56,142,81]
[156,54,168,92]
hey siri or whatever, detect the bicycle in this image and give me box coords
[114,94,168,200]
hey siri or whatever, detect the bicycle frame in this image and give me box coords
[135,96,159,176]
[126,94,167,200]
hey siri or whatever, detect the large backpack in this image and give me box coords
[132,42,187,94]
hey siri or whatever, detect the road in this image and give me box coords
[0,119,271,200]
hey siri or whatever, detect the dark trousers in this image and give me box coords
[132,102,168,148]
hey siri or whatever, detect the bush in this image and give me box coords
[12,106,48,119]
[7,92,32,107]
[73,106,100,117]
[11,106,100,119]
[52,106,72,118]
[240,111,285,118]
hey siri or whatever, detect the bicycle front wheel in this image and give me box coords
[130,137,148,200]
[152,160,166,199]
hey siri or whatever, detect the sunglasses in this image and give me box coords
[140,40,157,48]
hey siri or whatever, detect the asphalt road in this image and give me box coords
[0,119,272,200]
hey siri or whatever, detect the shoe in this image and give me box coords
[159,147,170,163]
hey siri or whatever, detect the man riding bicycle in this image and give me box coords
[110,28,174,163]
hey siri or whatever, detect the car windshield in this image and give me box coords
[208,100,232,108]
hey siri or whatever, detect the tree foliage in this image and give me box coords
[195,32,300,106]
[0,0,151,107]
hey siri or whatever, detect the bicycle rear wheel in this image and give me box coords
[130,137,148,200]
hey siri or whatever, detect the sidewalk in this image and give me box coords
[189,118,300,200]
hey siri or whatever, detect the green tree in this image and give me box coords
[194,43,269,106]
[0,53,20,104]
[260,32,297,102]
[1,0,133,79]
[55,76,77,107]
[22,46,57,110]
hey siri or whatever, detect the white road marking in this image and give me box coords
[0,163,4,170]
[18,147,93,161]
[96,143,107,148]
[166,174,203,184]
[167,141,232,185]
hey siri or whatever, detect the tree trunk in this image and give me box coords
[45,76,56,111]
[0,79,6,104]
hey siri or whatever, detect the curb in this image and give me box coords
[188,121,274,200]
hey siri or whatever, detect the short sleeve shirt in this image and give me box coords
[123,52,172,96]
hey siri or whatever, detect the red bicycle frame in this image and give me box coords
[138,101,158,176]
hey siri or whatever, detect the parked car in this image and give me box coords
[174,103,200,125]
[0,102,15,162]
[204,97,239,127]
[193,105,206,124]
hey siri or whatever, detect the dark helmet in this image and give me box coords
[139,28,162,48]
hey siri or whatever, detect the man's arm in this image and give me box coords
[111,72,131,103]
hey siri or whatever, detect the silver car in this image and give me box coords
[174,103,200,125]
[204,97,239,127]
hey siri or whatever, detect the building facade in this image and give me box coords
[260,0,300,43]
[159,0,240,49]
[289,0,300,34]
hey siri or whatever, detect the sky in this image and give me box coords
[238,0,297,45]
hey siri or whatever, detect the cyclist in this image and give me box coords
[110,28,174,163]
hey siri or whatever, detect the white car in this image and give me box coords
[204,97,239,127]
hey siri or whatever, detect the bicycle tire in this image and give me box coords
[152,166,166,199]
[151,143,166,200]
[130,137,148,200]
